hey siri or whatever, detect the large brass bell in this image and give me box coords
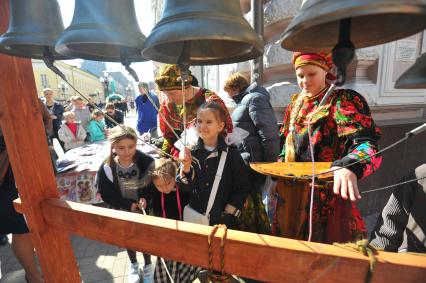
[0,0,66,59]
[142,0,263,65]
[281,0,426,52]
[55,0,146,62]
[395,53,426,89]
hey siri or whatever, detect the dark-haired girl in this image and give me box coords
[178,102,249,228]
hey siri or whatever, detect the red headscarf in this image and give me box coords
[292,52,336,80]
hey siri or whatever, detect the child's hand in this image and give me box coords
[179,147,192,173]
[139,198,147,209]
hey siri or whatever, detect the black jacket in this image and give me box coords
[46,101,64,133]
[177,137,249,226]
[105,110,124,128]
[140,185,190,221]
[96,150,154,211]
[231,83,279,163]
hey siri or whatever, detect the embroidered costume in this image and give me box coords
[277,52,382,243]
[159,88,232,154]
[155,64,233,155]
[279,88,382,242]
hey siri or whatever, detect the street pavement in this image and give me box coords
[0,112,156,283]
[0,234,154,283]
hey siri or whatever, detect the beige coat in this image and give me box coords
[58,123,87,151]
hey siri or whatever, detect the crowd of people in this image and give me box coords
[2,53,424,283]
[39,88,145,153]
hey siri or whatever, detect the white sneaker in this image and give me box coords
[142,263,154,283]
[128,262,140,283]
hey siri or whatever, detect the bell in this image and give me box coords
[0,0,67,59]
[281,0,426,52]
[55,0,146,62]
[142,0,263,65]
[395,53,426,89]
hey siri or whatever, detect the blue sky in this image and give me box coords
[57,0,156,82]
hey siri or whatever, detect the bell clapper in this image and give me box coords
[332,18,355,86]
[120,50,139,83]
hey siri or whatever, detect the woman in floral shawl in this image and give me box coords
[155,64,233,156]
[278,52,382,243]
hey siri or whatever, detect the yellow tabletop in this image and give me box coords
[250,162,333,181]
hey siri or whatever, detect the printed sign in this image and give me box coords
[395,40,417,62]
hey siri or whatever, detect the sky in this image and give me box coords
[57,0,156,83]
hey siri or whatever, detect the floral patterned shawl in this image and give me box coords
[278,88,382,243]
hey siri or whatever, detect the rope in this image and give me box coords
[139,207,175,283]
[121,59,199,163]
[42,57,174,159]
[361,176,426,195]
[307,118,315,242]
[333,240,379,283]
[208,225,220,276]
[207,224,231,283]
[220,225,227,277]
[305,84,335,242]
[43,56,202,164]
[181,74,187,146]
[316,134,409,177]
[138,82,187,150]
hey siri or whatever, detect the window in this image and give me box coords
[41,74,48,88]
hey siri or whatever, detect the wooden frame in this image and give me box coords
[1,1,425,282]
[12,198,426,282]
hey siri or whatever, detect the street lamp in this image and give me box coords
[95,89,101,103]
[125,84,133,100]
[58,81,68,100]
[99,71,113,99]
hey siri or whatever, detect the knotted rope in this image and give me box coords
[333,240,379,283]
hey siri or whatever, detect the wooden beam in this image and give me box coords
[0,1,80,282]
[16,198,426,283]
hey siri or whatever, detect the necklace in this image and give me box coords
[302,85,329,101]
[115,156,134,169]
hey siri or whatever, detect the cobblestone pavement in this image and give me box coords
[0,234,154,283]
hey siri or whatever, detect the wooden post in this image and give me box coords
[0,1,80,282]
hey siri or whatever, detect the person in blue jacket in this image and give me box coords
[135,82,159,135]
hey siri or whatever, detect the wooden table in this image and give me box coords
[56,141,158,204]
